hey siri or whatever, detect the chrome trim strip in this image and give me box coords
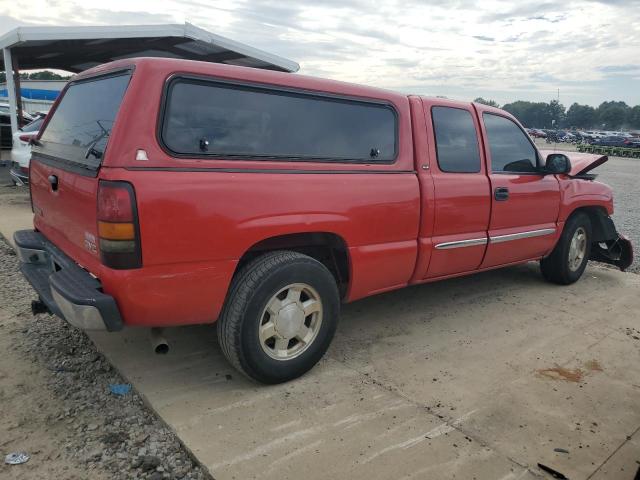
[490,228,556,244]
[435,238,488,250]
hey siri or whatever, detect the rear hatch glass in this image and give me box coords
[30,71,131,269]
[35,72,131,173]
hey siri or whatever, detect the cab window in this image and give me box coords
[431,107,481,173]
[483,113,539,173]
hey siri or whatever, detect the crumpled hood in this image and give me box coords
[539,149,608,177]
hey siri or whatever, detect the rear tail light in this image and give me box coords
[97,181,142,269]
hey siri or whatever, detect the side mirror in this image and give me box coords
[544,153,571,174]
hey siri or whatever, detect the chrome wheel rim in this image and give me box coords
[568,227,587,272]
[259,283,323,361]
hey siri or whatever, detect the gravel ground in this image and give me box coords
[0,230,212,479]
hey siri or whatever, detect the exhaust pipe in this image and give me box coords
[150,327,169,354]
[31,299,51,315]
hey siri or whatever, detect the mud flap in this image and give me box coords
[590,234,634,271]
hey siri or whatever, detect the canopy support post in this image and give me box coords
[2,47,19,134]
[12,52,23,128]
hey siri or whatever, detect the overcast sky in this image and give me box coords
[1,0,639,107]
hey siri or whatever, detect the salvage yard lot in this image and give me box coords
[0,151,639,480]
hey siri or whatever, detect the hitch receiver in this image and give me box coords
[31,299,52,315]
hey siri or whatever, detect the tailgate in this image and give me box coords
[30,70,131,271]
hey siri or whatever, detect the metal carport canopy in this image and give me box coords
[0,22,299,133]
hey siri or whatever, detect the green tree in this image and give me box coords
[474,97,500,108]
[566,103,597,129]
[502,101,549,128]
[627,105,640,129]
[546,99,566,127]
[596,101,630,130]
[27,70,71,80]
[0,70,71,83]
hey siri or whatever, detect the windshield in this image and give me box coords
[38,72,131,170]
[21,117,44,133]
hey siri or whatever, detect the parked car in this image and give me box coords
[577,131,594,143]
[527,128,547,138]
[586,131,607,139]
[0,106,36,150]
[545,130,566,143]
[14,58,634,384]
[0,111,11,150]
[9,115,45,185]
[0,104,35,124]
[592,135,640,148]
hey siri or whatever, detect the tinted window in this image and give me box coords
[432,107,481,173]
[161,79,397,162]
[39,73,131,169]
[483,113,538,173]
[21,118,44,133]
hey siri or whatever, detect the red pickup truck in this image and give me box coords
[15,58,633,383]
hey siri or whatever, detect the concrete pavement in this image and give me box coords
[1,186,639,479]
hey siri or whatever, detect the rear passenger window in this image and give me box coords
[38,73,131,169]
[161,79,397,162]
[483,113,539,173]
[431,107,481,173]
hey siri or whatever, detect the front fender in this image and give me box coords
[557,173,614,222]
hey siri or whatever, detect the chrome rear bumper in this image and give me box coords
[14,230,123,331]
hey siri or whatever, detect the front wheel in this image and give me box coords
[540,212,592,285]
[217,251,340,384]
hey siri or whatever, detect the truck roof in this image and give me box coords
[72,57,474,108]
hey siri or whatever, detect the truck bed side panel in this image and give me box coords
[97,167,420,325]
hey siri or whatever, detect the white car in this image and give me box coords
[9,116,44,186]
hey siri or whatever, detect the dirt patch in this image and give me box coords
[537,360,605,383]
[537,366,584,383]
[584,359,603,372]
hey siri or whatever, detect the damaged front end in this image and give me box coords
[590,233,634,271]
[585,209,633,271]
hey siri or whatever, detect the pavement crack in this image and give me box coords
[585,423,640,480]
[335,360,533,473]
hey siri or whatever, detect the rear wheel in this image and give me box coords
[540,212,592,285]
[217,251,340,384]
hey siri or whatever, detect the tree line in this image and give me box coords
[0,70,71,82]
[2,70,638,130]
[474,97,640,130]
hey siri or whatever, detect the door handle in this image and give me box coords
[48,174,59,192]
[494,187,509,201]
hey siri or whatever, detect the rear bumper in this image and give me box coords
[14,230,123,331]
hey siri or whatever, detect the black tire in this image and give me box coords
[217,251,340,384]
[540,212,592,285]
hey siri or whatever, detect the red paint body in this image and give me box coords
[29,58,617,328]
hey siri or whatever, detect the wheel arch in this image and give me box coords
[563,205,615,243]
[235,232,351,299]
